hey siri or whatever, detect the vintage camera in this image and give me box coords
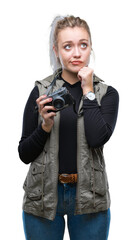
[43,87,75,112]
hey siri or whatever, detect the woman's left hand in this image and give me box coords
[77,67,94,95]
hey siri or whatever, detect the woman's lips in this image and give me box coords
[71,61,83,65]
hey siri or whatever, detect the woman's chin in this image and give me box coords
[66,66,82,74]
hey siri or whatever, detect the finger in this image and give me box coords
[47,112,56,118]
[77,75,82,81]
[42,111,56,120]
[41,105,56,113]
[36,95,47,104]
[38,98,53,113]
[39,97,52,106]
[77,71,82,81]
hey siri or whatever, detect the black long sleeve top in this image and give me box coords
[18,78,119,174]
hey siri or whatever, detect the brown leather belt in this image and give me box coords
[59,173,77,184]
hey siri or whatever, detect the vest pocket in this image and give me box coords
[90,162,109,196]
[89,148,109,196]
[92,168,108,196]
[23,162,45,201]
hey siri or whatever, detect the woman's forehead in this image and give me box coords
[57,27,90,43]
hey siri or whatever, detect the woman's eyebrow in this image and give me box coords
[62,41,73,44]
[79,39,89,42]
[62,39,89,44]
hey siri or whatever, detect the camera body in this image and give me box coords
[44,87,75,112]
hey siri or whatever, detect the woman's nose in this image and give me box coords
[73,46,81,57]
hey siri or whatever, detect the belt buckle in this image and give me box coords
[59,174,69,183]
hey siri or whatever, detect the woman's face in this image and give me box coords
[54,27,92,73]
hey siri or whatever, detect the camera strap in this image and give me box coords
[45,76,58,96]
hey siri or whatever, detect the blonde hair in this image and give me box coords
[49,15,92,72]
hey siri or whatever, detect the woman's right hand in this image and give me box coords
[36,95,56,133]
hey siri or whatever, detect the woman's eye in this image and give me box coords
[81,43,87,48]
[64,45,71,50]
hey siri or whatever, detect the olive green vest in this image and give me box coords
[23,69,110,221]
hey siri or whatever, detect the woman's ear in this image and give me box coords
[53,45,58,58]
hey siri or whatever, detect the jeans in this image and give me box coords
[23,181,110,240]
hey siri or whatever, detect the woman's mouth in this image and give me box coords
[71,61,83,65]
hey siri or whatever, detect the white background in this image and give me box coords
[0,0,137,239]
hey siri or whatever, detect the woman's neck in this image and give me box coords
[61,69,80,85]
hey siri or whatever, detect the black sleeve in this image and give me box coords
[83,86,119,148]
[18,86,49,164]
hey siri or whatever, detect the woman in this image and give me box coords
[18,15,119,240]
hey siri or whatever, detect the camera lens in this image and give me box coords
[53,97,65,109]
